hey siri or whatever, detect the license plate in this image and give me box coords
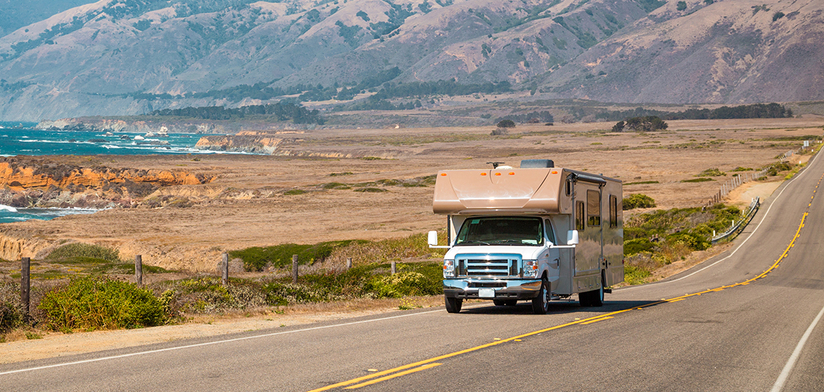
[478,288,495,298]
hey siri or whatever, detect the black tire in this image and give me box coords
[445,296,463,313]
[579,285,604,307]
[493,299,518,307]
[531,278,550,314]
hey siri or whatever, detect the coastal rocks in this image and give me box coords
[195,132,284,154]
[0,157,215,209]
[35,118,225,135]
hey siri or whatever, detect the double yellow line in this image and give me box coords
[309,172,823,392]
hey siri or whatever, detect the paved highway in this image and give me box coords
[2,153,823,391]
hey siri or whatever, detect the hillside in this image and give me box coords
[0,0,822,122]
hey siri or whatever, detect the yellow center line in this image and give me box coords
[582,316,614,325]
[344,364,442,389]
[310,171,824,391]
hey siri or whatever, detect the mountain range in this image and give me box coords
[0,0,821,122]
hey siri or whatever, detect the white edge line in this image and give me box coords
[621,147,823,291]
[0,308,449,377]
[770,302,824,392]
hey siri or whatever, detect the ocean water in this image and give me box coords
[0,121,212,156]
[0,121,226,223]
[0,204,98,223]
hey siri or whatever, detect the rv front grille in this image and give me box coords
[457,257,520,277]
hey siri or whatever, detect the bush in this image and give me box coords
[697,168,725,177]
[624,238,655,255]
[491,128,509,136]
[623,194,656,210]
[0,283,23,333]
[39,277,165,331]
[231,240,366,271]
[153,277,269,314]
[624,116,668,132]
[497,119,516,128]
[365,271,435,298]
[46,243,120,263]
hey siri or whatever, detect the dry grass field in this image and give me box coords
[1,117,823,272]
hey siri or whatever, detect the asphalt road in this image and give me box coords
[2,154,824,391]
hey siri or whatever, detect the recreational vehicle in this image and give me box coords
[428,159,623,314]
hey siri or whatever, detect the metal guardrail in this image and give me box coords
[711,197,760,244]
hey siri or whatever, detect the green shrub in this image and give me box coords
[46,243,120,263]
[623,194,656,210]
[284,189,307,195]
[624,238,655,255]
[681,177,713,183]
[624,266,652,285]
[39,277,165,331]
[263,282,335,306]
[666,232,710,251]
[354,187,388,193]
[0,283,23,333]
[231,240,367,271]
[697,168,725,177]
[153,277,268,314]
[322,182,351,190]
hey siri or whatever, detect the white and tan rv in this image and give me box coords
[428,159,623,314]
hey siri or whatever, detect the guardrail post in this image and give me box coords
[292,254,299,284]
[21,257,30,322]
[391,261,397,275]
[135,255,143,287]
[346,257,352,270]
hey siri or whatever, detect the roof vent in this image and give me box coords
[520,159,554,168]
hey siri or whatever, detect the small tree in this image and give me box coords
[676,1,687,11]
[497,119,516,128]
[612,120,625,132]
[625,116,668,132]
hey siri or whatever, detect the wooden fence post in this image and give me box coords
[391,261,396,275]
[135,255,143,287]
[346,257,352,270]
[222,253,229,287]
[21,257,30,322]
[292,254,299,284]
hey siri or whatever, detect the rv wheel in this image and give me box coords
[531,278,550,314]
[579,285,604,307]
[445,297,463,313]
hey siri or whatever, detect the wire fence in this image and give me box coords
[711,197,760,244]
[705,169,767,206]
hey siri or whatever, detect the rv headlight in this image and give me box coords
[522,260,539,278]
[443,259,456,278]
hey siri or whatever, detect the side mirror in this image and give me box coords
[567,230,579,245]
[428,231,439,247]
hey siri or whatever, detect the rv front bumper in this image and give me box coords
[443,279,543,300]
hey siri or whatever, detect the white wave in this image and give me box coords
[0,204,18,212]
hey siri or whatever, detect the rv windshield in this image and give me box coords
[455,217,544,246]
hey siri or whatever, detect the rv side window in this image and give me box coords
[565,179,571,196]
[587,190,601,227]
[609,195,619,228]
[545,219,556,245]
[575,201,585,231]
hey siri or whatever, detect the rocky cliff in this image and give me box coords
[194,131,294,154]
[0,157,214,208]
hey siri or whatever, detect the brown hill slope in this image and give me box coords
[0,0,821,121]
